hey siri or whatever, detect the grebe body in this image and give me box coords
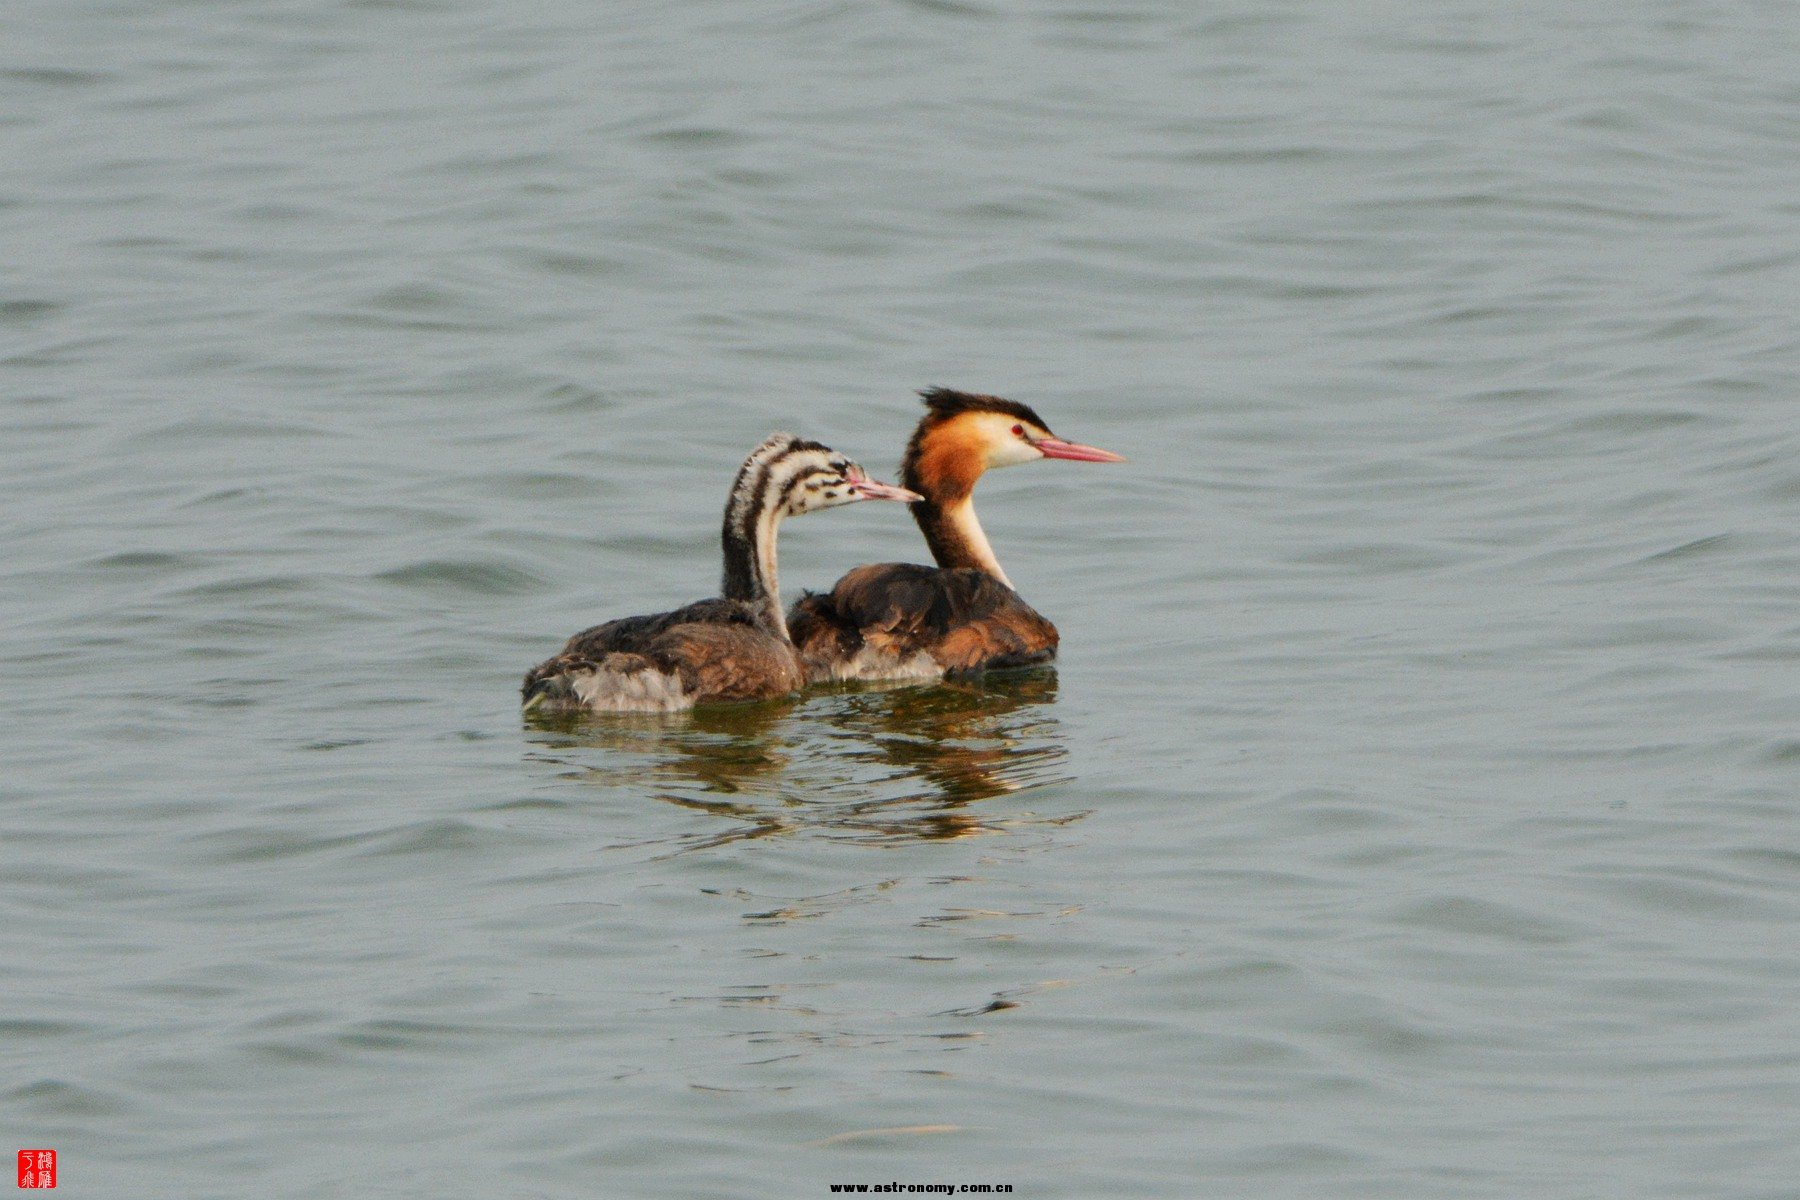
[789,389,1122,683]
[524,434,918,713]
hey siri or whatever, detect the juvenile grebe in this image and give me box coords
[788,388,1124,682]
[523,433,920,713]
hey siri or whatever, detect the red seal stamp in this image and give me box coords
[16,1151,55,1189]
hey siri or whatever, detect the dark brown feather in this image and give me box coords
[647,622,806,701]
[554,598,758,661]
[522,598,802,711]
[789,562,1058,681]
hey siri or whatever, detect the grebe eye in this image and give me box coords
[1012,424,1025,437]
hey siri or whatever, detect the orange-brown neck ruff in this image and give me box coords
[900,414,1012,586]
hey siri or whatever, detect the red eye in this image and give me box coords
[1012,424,1025,436]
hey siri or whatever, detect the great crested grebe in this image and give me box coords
[522,433,920,713]
[788,388,1124,682]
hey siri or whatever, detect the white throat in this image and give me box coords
[752,503,786,639]
[945,497,1012,590]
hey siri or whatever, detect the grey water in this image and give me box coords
[4,0,1798,1196]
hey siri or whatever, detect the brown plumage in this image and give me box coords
[522,599,806,712]
[789,388,1123,683]
[522,435,920,714]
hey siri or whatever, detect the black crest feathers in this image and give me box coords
[916,387,1053,434]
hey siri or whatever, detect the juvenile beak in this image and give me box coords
[1034,437,1126,463]
[849,478,925,503]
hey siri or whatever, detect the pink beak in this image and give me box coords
[1034,436,1127,464]
[849,478,925,503]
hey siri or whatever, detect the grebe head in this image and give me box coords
[903,388,1125,500]
[786,446,923,513]
[735,434,921,519]
[720,434,921,619]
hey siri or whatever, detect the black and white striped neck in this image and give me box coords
[719,433,829,639]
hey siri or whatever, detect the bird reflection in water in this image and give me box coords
[523,670,1072,851]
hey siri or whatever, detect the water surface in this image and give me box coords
[4,1,1798,1196]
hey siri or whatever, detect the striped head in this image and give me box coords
[724,433,920,525]
[719,433,919,619]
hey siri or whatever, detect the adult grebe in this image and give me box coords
[788,388,1123,682]
[523,433,920,713]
